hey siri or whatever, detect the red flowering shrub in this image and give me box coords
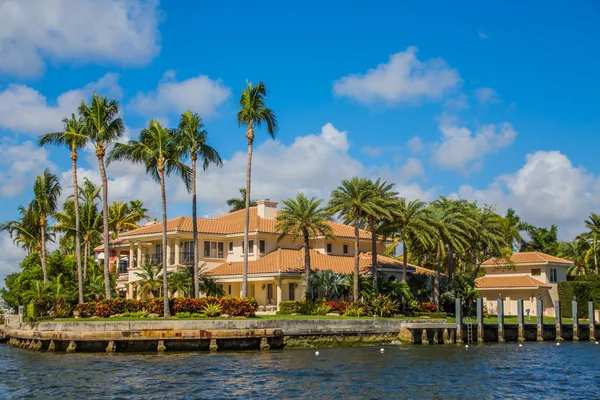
[92,298,141,318]
[171,298,208,314]
[220,296,259,317]
[326,301,351,314]
[143,298,165,316]
[73,302,96,318]
[420,302,438,313]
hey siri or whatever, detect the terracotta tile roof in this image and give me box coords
[475,275,552,289]
[206,248,420,277]
[119,207,373,240]
[482,252,574,266]
[93,238,128,252]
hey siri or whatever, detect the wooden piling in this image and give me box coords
[555,300,563,341]
[572,300,579,341]
[497,298,505,343]
[260,337,270,350]
[209,338,218,352]
[66,341,77,353]
[157,340,166,353]
[589,302,596,341]
[421,329,429,345]
[106,340,116,353]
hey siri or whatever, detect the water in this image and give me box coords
[1,342,599,399]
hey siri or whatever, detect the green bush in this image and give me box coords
[175,312,192,318]
[369,294,397,317]
[191,313,205,318]
[202,303,222,317]
[277,300,300,315]
[27,303,35,319]
[344,303,367,317]
[123,311,149,318]
[558,281,600,318]
[298,300,318,315]
[314,303,332,316]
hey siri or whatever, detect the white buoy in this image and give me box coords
[595,341,598,345]
[465,345,469,349]
[518,344,522,347]
[315,351,320,356]
[380,348,385,353]
[556,343,560,346]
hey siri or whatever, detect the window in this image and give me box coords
[228,284,232,295]
[242,240,255,254]
[550,268,558,283]
[249,284,255,298]
[267,284,274,304]
[259,240,266,254]
[531,268,541,276]
[183,241,193,254]
[289,283,296,301]
[203,241,224,258]
[228,242,233,253]
[155,244,162,255]
[343,244,348,254]
[326,243,332,253]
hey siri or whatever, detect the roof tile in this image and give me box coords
[482,252,574,266]
[475,275,552,289]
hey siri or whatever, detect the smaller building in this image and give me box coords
[476,252,573,317]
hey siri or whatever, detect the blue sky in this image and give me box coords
[0,0,599,282]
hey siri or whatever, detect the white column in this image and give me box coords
[129,245,134,269]
[116,250,122,273]
[166,238,172,266]
[276,277,283,305]
[137,242,142,268]
[174,240,180,265]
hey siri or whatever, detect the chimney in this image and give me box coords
[257,199,278,220]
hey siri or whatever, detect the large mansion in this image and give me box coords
[95,200,427,305]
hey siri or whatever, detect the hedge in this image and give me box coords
[558,279,600,318]
[73,297,258,318]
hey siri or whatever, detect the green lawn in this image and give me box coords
[46,315,450,323]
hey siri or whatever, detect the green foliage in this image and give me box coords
[558,280,600,318]
[226,188,257,212]
[73,302,96,318]
[314,303,332,316]
[277,300,300,315]
[171,297,258,317]
[27,303,35,319]
[412,312,448,318]
[175,312,192,318]
[368,294,397,317]
[344,303,367,317]
[123,311,149,318]
[202,302,222,317]
[310,270,347,300]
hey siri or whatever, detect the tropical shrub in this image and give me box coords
[344,303,367,317]
[369,294,397,317]
[314,303,332,316]
[277,300,301,315]
[202,303,222,317]
[94,298,142,318]
[123,311,149,318]
[172,297,258,317]
[420,302,438,313]
[298,300,318,315]
[175,312,192,318]
[143,298,165,316]
[73,302,96,318]
[172,298,207,314]
[326,301,351,314]
[558,279,600,318]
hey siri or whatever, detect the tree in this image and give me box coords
[429,197,471,308]
[135,262,163,298]
[382,198,436,283]
[519,224,560,255]
[275,193,333,300]
[107,120,192,317]
[226,188,257,212]
[30,169,62,283]
[365,179,396,292]
[108,200,149,239]
[1,205,47,255]
[466,205,507,279]
[79,93,124,299]
[310,270,346,300]
[582,212,600,274]
[177,110,223,298]
[79,178,102,279]
[167,267,193,298]
[39,114,88,303]
[502,208,525,251]
[237,81,278,298]
[328,177,383,302]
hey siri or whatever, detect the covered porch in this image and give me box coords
[216,274,304,308]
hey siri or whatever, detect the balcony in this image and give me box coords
[143,252,196,266]
[178,251,194,265]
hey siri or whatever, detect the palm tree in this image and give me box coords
[310,270,346,300]
[167,268,193,298]
[22,280,52,314]
[78,93,124,299]
[199,275,225,297]
[135,261,163,299]
[108,200,149,239]
[365,179,396,292]
[39,114,88,303]
[520,224,560,255]
[226,188,257,212]
[1,205,47,255]
[276,193,333,300]
[502,208,525,251]
[128,200,149,218]
[582,212,600,274]
[107,120,192,317]
[78,178,102,279]
[84,269,107,302]
[328,177,386,302]
[30,169,61,282]
[381,198,436,283]
[237,81,278,298]
[177,110,223,298]
[429,197,471,308]
[467,205,507,279]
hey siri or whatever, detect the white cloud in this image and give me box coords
[444,94,469,110]
[0,0,161,77]
[333,47,461,105]
[407,136,424,153]
[474,87,500,104]
[0,140,57,197]
[433,114,517,174]
[0,73,122,135]
[130,71,231,118]
[478,30,490,40]
[0,233,27,289]
[456,151,600,239]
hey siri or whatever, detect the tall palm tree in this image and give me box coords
[226,188,257,212]
[39,114,88,303]
[429,197,471,308]
[135,261,164,299]
[582,212,600,274]
[365,179,396,292]
[467,205,506,278]
[78,178,102,279]
[275,193,333,300]
[108,200,149,239]
[382,198,436,283]
[177,110,223,298]
[107,120,192,317]
[237,81,278,298]
[78,93,124,299]
[328,177,385,302]
[30,169,62,282]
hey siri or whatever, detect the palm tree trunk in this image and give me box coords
[402,240,408,282]
[370,217,378,293]
[40,219,48,282]
[159,169,170,317]
[72,148,83,303]
[304,232,311,301]
[191,156,199,298]
[97,154,111,299]
[594,234,598,275]
[434,242,441,308]
[83,240,89,281]
[353,217,360,303]
[242,122,254,298]
[447,248,454,282]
